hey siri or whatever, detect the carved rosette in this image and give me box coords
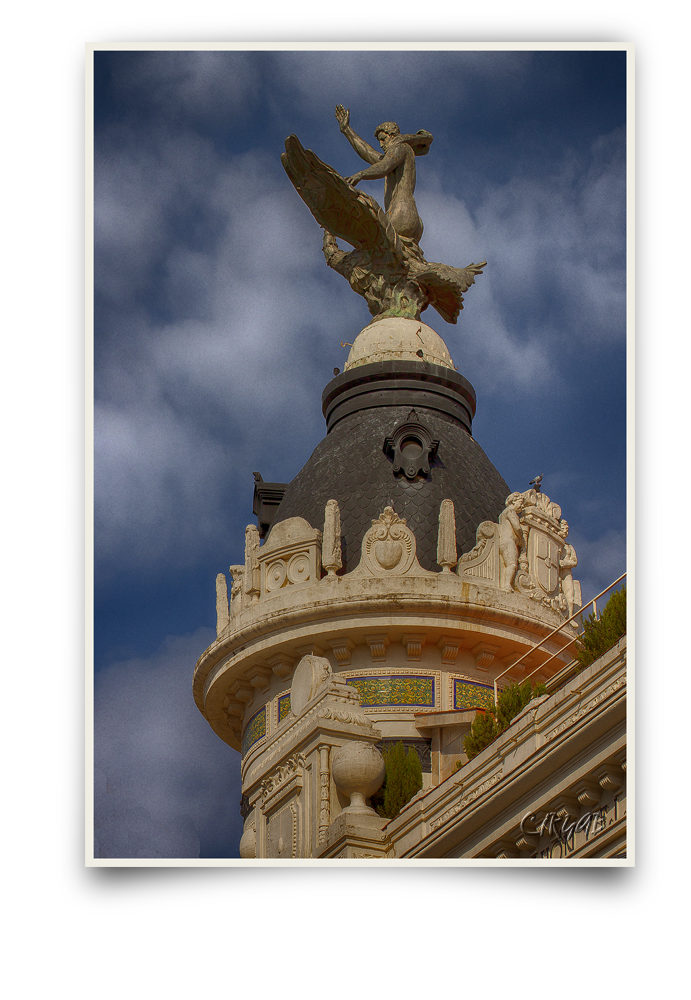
[257,517,322,597]
[265,550,312,591]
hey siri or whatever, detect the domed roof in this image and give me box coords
[344,317,455,371]
[271,358,510,573]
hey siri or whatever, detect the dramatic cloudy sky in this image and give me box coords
[92,46,627,859]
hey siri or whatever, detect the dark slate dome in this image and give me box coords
[272,360,511,573]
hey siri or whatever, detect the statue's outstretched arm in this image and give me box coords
[335,105,381,165]
[346,143,406,186]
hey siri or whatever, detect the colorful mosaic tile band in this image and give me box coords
[346,675,435,708]
[241,706,266,756]
[453,679,494,710]
[277,693,291,723]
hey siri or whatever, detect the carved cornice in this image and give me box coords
[546,673,626,742]
[428,772,502,832]
[260,752,306,811]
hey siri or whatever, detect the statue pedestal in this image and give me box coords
[344,317,455,371]
[317,809,390,859]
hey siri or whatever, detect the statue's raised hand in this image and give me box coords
[345,172,363,187]
[335,105,350,132]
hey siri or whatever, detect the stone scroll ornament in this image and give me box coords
[281,107,486,325]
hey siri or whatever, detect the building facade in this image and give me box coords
[192,315,627,861]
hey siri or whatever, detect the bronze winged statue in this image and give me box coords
[280,107,486,325]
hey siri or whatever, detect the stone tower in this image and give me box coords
[189,105,626,859]
[192,315,583,859]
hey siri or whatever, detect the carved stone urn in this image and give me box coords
[331,741,386,815]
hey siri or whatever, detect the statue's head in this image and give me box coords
[375,121,400,150]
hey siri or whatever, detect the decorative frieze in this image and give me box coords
[453,678,494,711]
[260,752,306,803]
[242,706,267,756]
[429,772,502,832]
[277,693,291,723]
[546,673,626,741]
[552,795,581,821]
[346,674,435,708]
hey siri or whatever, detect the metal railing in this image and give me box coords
[492,572,627,706]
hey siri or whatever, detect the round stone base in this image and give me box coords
[344,317,455,371]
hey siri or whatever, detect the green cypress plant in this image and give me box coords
[462,680,546,762]
[372,742,423,819]
[496,678,546,731]
[575,586,626,669]
[462,710,499,761]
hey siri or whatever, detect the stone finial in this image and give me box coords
[331,742,386,815]
[322,499,343,576]
[228,565,245,614]
[244,525,261,601]
[437,499,457,572]
[215,573,230,636]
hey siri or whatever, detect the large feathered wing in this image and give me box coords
[410,260,487,324]
[281,134,402,257]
